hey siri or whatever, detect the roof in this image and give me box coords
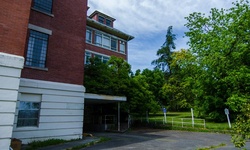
[87,17,134,41]
[89,10,116,21]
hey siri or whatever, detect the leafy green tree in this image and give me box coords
[84,56,131,95]
[127,74,159,116]
[141,69,165,106]
[107,56,131,95]
[84,57,112,94]
[185,0,250,147]
[160,49,196,111]
[152,26,176,74]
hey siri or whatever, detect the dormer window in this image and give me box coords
[98,16,105,24]
[97,15,112,27]
[106,19,111,27]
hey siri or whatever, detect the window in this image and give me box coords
[17,101,40,127]
[25,30,49,68]
[106,19,111,27]
[98,16,104,24]
[86,29,92,43]
[119,41,126,53]
[111,38,117,51]
[85,52,91,65]
[103,35,110,48]
[33,0,53,14]
[94,54,110,63]
[95,32,102,46]
[103,56,109,63]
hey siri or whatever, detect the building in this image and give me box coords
[0,0,133,149]
[84,10,134,132]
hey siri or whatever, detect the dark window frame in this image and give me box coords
[33,0,53,14]
[25,30,49,68]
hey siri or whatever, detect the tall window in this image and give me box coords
[94,54,110,63]
[95,32,102,46]
[111,38,117,51]
[33,0,53,14]
[120,41,125,53]
[25,30,49,68]
[85,52,91,65]
[103,35,110,48]
[17,101,40,127]
[86,29,92,43]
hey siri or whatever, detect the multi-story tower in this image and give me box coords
[85,10,134,64]
[83,10,134,132]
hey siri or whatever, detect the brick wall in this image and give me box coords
[21,0,87,85]
[86,43,127,60]
[0,0,31,56]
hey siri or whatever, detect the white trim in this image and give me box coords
[28,24,52,35]
[85,50,110,58]
[0,52,24,69]
[85,93,126,102]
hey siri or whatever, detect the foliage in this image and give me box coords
[26,139,69,150]
[141,69,165,106]
[151,26,176,74]
[66,137,111,150]
[160,49,196,111]
[84,56,131,96]
[184,0,250,147]
[127,69,163,115]
[184,0,250,121]
[84,56,163,116]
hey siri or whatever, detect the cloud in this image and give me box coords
[87,0,234,72]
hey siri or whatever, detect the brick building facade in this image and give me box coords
[0,0,133,148]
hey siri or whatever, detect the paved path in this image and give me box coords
[83,129,250,150]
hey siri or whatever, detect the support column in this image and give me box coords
[118,102,120,131]
[0,53,24,149]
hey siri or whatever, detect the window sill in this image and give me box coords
[15,126,39,130]
[31,7,54,17]
[24,65,48,71]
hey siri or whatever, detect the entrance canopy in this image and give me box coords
[84,93,126,104]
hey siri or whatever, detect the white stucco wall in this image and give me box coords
[0,53,24,150]
[12,78,85,144]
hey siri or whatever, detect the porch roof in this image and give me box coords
[84,93,126,104]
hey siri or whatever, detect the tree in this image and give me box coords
[160,49,196,111]
[152,26,176,75]
[185,0,250,147]
[84,56,131,96]
[141,69,165,106]
[84,57,112,94]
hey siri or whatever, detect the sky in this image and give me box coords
[87,0,235,72]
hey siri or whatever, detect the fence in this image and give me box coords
[131,116,206,128]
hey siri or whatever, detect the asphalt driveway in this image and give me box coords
[84,129,250,150]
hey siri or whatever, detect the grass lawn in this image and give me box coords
[133,111,232,132]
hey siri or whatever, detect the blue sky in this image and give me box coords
[87,0,235,72]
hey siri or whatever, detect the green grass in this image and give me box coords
[133,111,232,133]
[196,143,226,150]
[25,139,69,150]
[66,137,111,150]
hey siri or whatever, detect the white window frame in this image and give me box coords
[17,94,41,128]
[86,28,92,43]
[119,41,126,53]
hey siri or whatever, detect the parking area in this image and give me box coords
[85,129,250,150]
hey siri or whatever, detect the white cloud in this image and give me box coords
[88,0,234,72]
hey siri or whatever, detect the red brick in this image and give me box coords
[0,0,31,56]
[21,0,87,85]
